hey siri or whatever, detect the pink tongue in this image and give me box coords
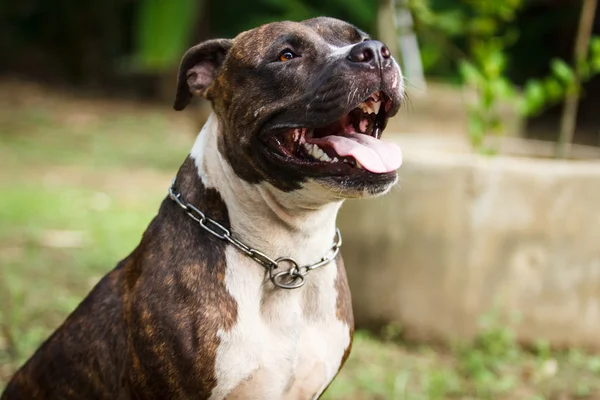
[310,133,402,173]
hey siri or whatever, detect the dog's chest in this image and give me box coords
[208,248,351,400]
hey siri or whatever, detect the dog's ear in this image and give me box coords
[173,38,233,111]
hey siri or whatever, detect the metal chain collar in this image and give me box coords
[168,178,342,289]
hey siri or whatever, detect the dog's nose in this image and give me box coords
[347,40,391,67]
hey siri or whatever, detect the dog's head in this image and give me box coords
[175,17,403,199]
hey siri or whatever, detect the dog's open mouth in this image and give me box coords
[266,91,402,174]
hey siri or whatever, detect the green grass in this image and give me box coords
[0,87,187,383]
[1,85,600,399]
[0,107,187,170]
[323,323,600,400]
[0,184,165,370]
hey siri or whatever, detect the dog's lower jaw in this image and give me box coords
[190,113,344,264]
[187,114,353,399]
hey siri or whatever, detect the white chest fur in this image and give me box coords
[208,247,351,400]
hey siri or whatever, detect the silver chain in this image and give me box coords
[168,178,342,289]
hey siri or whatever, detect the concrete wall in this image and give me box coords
[338,141,600,349]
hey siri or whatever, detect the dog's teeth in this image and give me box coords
[332,157,338,162]
[360,102,376,114]
[303,143,315,155]
[312,146,324,159]
[359,100,382,115]
[318,152,331,162]
[306,143,320,159]
[356,161,364,169]
[373,101,381,115]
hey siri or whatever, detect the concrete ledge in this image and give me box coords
[339,137,600,348]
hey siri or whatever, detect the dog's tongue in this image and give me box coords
[311,133,402,173]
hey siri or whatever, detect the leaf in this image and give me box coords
[593,57,600,74]
[467,111,486,148]
[482,85,495,110]
[468,17,498,36]
[420,45,442,72]
[590,37,600,73]
[434,10,466,37]
[590,36,600,55]
[550,59,575,84]
[522,79,545,115]
[483,50,506,78]
[491,77,516,100]
[134,0,202,72]
[459,60,483,86]
[542,77,564,103]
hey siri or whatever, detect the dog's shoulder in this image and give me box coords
[120,161,239,398]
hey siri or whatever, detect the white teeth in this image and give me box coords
[358,100,382,115]
[319,152,331,162]
[303,142,334,162]
[372,101,381,115]
[332,157,338,162]
[312,145,324,159]
[356,161,364,169]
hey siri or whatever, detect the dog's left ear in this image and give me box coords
[174,38,233,111]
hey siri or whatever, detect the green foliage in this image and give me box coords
[516,40,600,120]
[134,0,202,71]
[411,0,600,152]
[456,311,520,397]
[381,322,404,342]
[591,37,600,73]
[422,368,462,399]
[131,0,378,72]
[209,0,377,39]
[411,0,524,152]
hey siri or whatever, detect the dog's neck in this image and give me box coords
[188,113,343,266]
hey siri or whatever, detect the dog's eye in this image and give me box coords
[278,49,297,62]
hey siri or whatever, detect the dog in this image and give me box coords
[2,16,403,400]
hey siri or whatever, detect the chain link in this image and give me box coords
[168,178,341,289]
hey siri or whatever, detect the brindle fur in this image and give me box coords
[1,16,401,399]
[2,158,241,399]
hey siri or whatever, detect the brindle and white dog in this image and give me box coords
[2,17,403,400]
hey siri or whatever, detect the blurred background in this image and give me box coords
[1,0,600,399]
